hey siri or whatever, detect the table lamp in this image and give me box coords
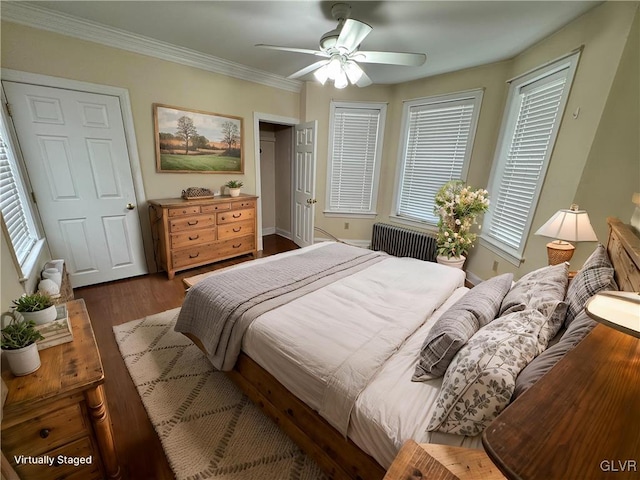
[534,204,598,265]
[585,291,640,339]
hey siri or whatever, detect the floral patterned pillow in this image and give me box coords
[500,262,569,351]
[427,309,546,436]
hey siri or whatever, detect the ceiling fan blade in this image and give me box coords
[356,70,373,88]
[336,19,372,53]
[256,44,328,57]
[355,50,427,67]
[287,60,329,79]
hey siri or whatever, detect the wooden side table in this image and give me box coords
[384,440,505,480]
[1,299,121,480]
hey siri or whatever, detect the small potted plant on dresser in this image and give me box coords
[12,292,57,325]
[225,180,244,197]
[0,317,44,376]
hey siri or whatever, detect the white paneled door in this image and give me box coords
[293,121,317,248]
[3,81,147,287]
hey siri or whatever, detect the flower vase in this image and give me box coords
[228,188,241,197]
[436,254,466,269]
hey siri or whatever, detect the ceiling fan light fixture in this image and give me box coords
[314,64,331,85]
[344,60,363,84]
[334,70,348,89]
[326,55,344,78]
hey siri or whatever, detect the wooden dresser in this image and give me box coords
[1,299,121,480]
[148,194,258,279]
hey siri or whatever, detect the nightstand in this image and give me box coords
[1,299,121,480]
[384,440,505,480]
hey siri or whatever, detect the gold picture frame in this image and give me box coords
[154,103,244,173]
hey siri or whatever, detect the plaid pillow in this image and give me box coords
[564,244,616,327]
[412,273,513,381]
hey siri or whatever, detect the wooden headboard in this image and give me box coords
[606,217,640,292]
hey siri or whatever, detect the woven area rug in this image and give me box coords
[113,308,327,480]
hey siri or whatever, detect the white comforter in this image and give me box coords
[241,244,465,437]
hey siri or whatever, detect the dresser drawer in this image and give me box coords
[168,205,201,217]
[170,228,216,249]
[231,199,256,210]
[12,436,102,480]
[202,202,231,213]
[2,403,87,456]
[170,214,216,233]
[217,220,255,240]
[172,243,218,268]
[214,235,255,257]
[217,208,255,225]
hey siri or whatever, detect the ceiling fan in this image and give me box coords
[256,3,427,88]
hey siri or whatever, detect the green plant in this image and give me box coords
[225,180,244,189]
[435,180,490,258]
[12,293,53,313]
[1,319,44,350]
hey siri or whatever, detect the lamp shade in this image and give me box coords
[534,204,598,242]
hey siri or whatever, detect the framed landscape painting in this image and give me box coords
[154,104,243,173]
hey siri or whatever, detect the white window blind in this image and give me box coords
[484,51,579,261]
[326,103,386,215]
[0,135,38,265]
[396,91,483,224]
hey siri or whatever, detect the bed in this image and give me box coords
[175,217,639,480]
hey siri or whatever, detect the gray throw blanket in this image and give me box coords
[175,243,387,370]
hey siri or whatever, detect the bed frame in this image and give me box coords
[219,217,639,480]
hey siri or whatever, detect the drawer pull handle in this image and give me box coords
[232,243,242,248]
[188,220,198,226]
[40,428,50,439]
[189,235,199,240]
[189,252,200,259]
[233,227,242,232]
[232,213,242,218]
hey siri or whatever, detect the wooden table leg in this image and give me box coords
[85,384,122,480]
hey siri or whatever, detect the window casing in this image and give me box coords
[0,112,41,277]
[482,51,580,263]
[393,90,483,226]
[325,101,387,217]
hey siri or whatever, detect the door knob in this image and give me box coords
[306,199,317,205]
[126,203,135,210]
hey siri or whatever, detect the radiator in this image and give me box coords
[371,223,437,262]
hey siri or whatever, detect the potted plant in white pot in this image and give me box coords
[225,180,243,197]
[434,180,490,269]
[1,318,44,376]
[12,292,56,325]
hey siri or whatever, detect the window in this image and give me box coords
[394,90,483,225]
[0,114,41,275]
[483,51,580,263]
[325,101,386,217]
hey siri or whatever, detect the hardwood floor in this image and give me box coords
[74,235,299,480]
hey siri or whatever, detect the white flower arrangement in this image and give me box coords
[435,180,490,259]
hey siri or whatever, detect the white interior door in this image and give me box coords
[3,81,147,287]
[292,121,317,248]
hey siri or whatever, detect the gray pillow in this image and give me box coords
[512,310,597,399]
[412,273,513,381]
[500,262,569,349]
[564,244,616,328]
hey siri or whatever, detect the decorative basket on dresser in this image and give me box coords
[148,194,258,279]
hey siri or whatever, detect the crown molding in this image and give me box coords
[1,3,303,94]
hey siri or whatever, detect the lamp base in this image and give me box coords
[546,241,575,265]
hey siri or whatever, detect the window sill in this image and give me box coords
[323,211,377,219]
[479,236,524,267]
[388,215,438,233]
[18,238,47,284]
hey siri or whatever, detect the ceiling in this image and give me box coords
[17,1,600,86]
